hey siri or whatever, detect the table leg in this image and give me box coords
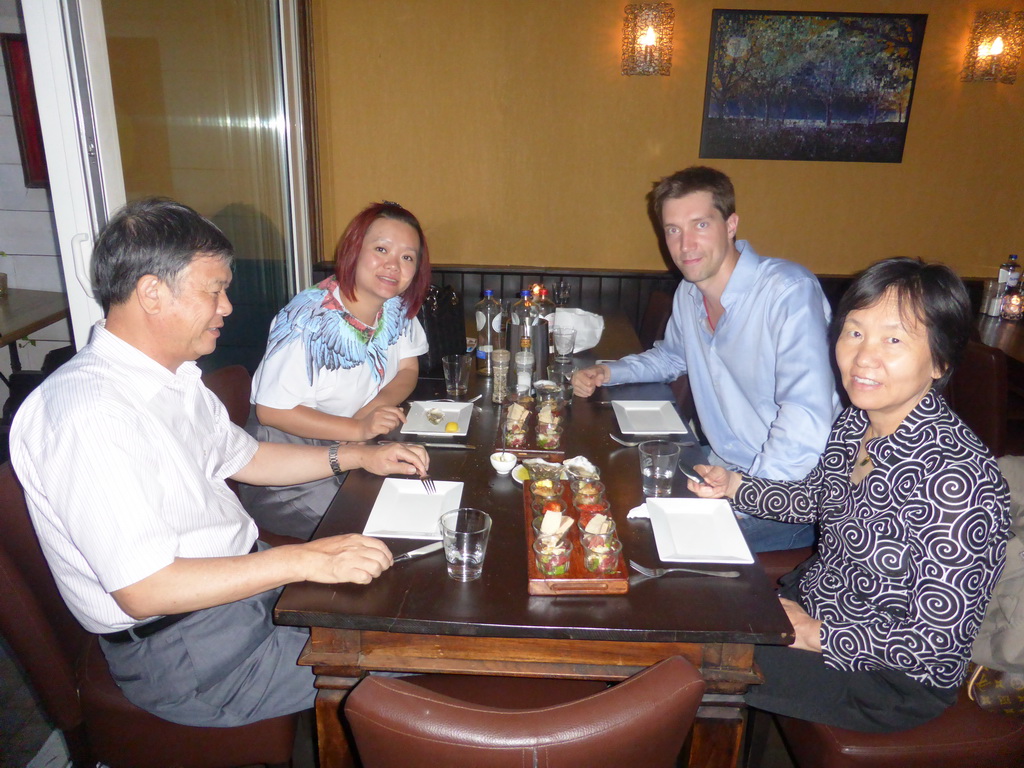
[688,702,744,768]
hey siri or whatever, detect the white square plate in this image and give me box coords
[646,498,754,564]
[401,402,473,436]
[611,401,689,435]
[362,478,464,539]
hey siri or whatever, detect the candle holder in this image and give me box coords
[621,3,674,77]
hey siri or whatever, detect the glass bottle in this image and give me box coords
[474,289,503,376]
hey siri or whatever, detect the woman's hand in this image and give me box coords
[687,464,743,499]
[780,598,823,652]
[356,405,406,440]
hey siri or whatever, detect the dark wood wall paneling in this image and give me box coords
[312,262,985,336]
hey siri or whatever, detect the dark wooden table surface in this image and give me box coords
[0,289,68,377]
[276,317,793,768]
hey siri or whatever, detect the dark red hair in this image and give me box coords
[333,202,431,318]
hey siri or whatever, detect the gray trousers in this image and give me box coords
[239,409,346,540]
[100,584,315,727]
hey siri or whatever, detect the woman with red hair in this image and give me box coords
[241,201,432,538]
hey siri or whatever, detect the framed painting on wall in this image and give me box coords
[699,10,927,163]
[2,33,48,187]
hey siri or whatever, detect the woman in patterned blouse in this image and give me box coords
[691,257,1010,732]
[241,202,433,538]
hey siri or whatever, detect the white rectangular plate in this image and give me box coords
[362,478,464,539]
[401,401,473,436]
[611,400,689,435]
[646,498,754,564]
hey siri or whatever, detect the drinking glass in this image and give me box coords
[638,440,680,497]
[439,508,491,581]
[552,327,576,363]
[442,353,472,398]
[554,280,571,307]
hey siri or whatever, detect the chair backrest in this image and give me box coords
[639,289,674,350]
[946,340,1007,457]
[344,655,705,768]
[202,364,253,428]
[0,462,88,732]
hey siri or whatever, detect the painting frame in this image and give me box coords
[2,33,48,188]
[699,10,927,163]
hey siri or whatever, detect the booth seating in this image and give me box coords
[0,461,299,768]
[344,655,705,768]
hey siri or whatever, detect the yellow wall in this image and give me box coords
[312,0,1023,278]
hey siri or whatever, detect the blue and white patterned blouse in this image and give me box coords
[735,390,1010,690]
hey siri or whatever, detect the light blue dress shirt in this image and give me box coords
[607,240,841,482]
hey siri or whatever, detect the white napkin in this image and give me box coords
[627,503,649,519]
[553,308,604,352]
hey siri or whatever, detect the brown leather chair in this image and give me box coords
[202,364,302,547]
[946,340,1008,457]
[344,655,705,768]
[0,461,299,767]
[773,686,1024,768]
[202,363,253,429]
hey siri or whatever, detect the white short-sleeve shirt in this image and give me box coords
[10,323,259,634]
[251,280,427,416]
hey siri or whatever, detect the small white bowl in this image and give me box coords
[490,451,518,475]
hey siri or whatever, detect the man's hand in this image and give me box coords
[780,597,823,652]
[356,406,406,441]
[350,442,429,478]
[296,534,394,585]
[688,464,743,499]
[571,364,611,397]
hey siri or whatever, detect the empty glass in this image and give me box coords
[552,327,576,363]
[442,353,472,398]
[638,440,680,497]
[439,508,491,581]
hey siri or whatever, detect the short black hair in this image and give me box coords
[93,198,234,313]
[648,166,736,225]
[831,257,971,391]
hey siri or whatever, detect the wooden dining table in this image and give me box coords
[274,316,793,768]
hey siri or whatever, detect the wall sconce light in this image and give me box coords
[962,10,1024,84]
[621,3,674,76]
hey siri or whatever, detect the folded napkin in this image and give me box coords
[553,308,604,352]
[627,503,648,519]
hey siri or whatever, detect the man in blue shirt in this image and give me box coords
[573,166,840,552]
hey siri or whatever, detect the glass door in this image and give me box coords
[24,0,311,371]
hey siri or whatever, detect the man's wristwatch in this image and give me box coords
[328,442,344,476]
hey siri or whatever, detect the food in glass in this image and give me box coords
[535,424,562,450]
[582,536,622,575]
[571,480,606,505]
[574,498,610,528]
[530,479,564,498]
[534,536,572,576]
[532,512,572,541]
[504,400,532,448]
[531,497,568,517]
[578,512,615,538]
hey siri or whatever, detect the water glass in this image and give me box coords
[442,353,472,398]
[439,508,491,581]
[638,440,680,497]
[552,327,576,363]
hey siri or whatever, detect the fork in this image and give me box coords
[420,474,437,494]
[628,559,740,579]
[608,433,696,448]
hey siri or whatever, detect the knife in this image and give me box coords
[378,441,476,450]
[393,541,443,563]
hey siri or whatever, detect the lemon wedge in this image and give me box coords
[444,421,459,433]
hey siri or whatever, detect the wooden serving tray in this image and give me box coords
[523,484,628,596]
